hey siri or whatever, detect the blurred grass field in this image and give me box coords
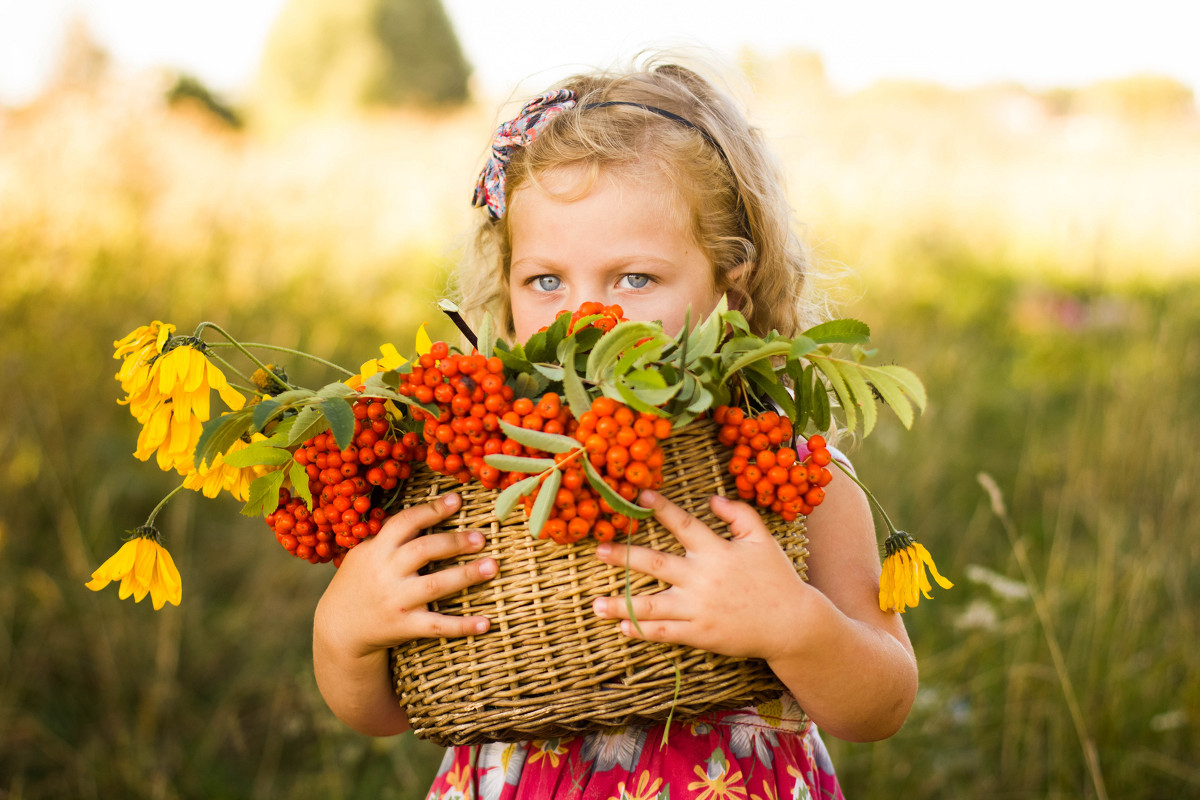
[1,59,1198,798]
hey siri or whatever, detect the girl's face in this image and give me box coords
[507,165,722,342]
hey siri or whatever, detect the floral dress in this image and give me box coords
[425,693,843,800]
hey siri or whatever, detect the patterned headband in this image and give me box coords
[471,90,727,220]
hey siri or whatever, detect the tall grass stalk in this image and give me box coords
[977,472,1108,800]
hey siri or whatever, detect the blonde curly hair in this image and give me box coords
[452,52,819,340]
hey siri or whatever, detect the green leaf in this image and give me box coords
[834,359,878,436]
[609,381,665,417]
[558,339,592,419]
[240,469,286,518]
[682,295,727,366]
[251,398,282,432]
[743,363,795,420]
[811,356,856,433]
[722,309,752,335]
[286,404,328,447]
[222,441,292,468]
[498,420,579,453]
[812,374,832,432]
[494,474,539,522]
[532,362,565,381]
[722,341,791,381]
[872,365,928,412]
[802,318,871,345]
[624,368,667,390]
[321,397,355,450]
[527,468,560,539]
[614,336,665,377]
[193,408,255,469]
[786,360,808,426]
[512,371,545,399]
[581,459,654,519]
[585,321,661,381]
[477,312,496,358]
[289,459,313,507]
[860,366,916,429]
[483,454,557,473]
[316,381,357,399]
[789,336,817,360]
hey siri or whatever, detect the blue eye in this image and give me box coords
[534,275,562,291]
[621,274,651,289]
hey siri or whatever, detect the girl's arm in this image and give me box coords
[312,493,498,736]
[592,476,917,743]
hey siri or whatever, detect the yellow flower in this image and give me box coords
[344,326,433,388]
[115,321,175,421]
[182,433,270,501]
[346,342,409,388]
[879,531,953,613]
[124,335,246,475]
[86,529,182,610]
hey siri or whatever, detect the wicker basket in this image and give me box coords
[390,418,809,746]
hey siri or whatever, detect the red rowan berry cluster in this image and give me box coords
[266,398,420,565]
[520,395,672,544]
[714,406,834,522]
[565,301,627,334]
[398,341,515,490]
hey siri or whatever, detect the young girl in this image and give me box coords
[313,53,917,799]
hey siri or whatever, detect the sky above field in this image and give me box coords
[1,0,1198,105]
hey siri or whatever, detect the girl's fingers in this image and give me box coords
[406,556,498,606]
[376,493,463,547]
[395,528,488,573]
[409,610,491,639]
[639,490,719,551]
[708,494,772,541]
[594,540,685,585]
[592,591,681,623]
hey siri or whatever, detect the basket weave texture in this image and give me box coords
[390,418,809,746]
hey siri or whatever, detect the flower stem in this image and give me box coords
[141,483,189,531]
[829,457,901,536]
[194,322,352,389]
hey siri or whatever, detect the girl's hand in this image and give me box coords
[312,492,497,736]
[591,490,812,661]
[317,492,498,657]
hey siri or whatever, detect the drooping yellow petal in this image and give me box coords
[912,544,950,594]
[208,360,245,411]
[183,348,208,394]
[150,544,182,609]
[415,324,433,356]
[85,539,140,591]
[156,347,184,395]
[378,342,407,369]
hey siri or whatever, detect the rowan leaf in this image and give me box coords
[582,459,654,519]
[802,318,871,345]
[498,420,579,453]
[527,468,560,539]
[494,474,540,522]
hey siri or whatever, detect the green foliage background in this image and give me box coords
[256,0,470,119]
[1,49,1198,799]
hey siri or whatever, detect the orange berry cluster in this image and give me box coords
[565,301,627,334]
[267,398,420,565]
[518,395,672,544]
[714,406,834,522]
[398,341,515,489]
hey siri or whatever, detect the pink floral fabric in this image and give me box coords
[425,694,843,800]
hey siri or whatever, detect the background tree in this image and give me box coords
[256,0,471,118]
